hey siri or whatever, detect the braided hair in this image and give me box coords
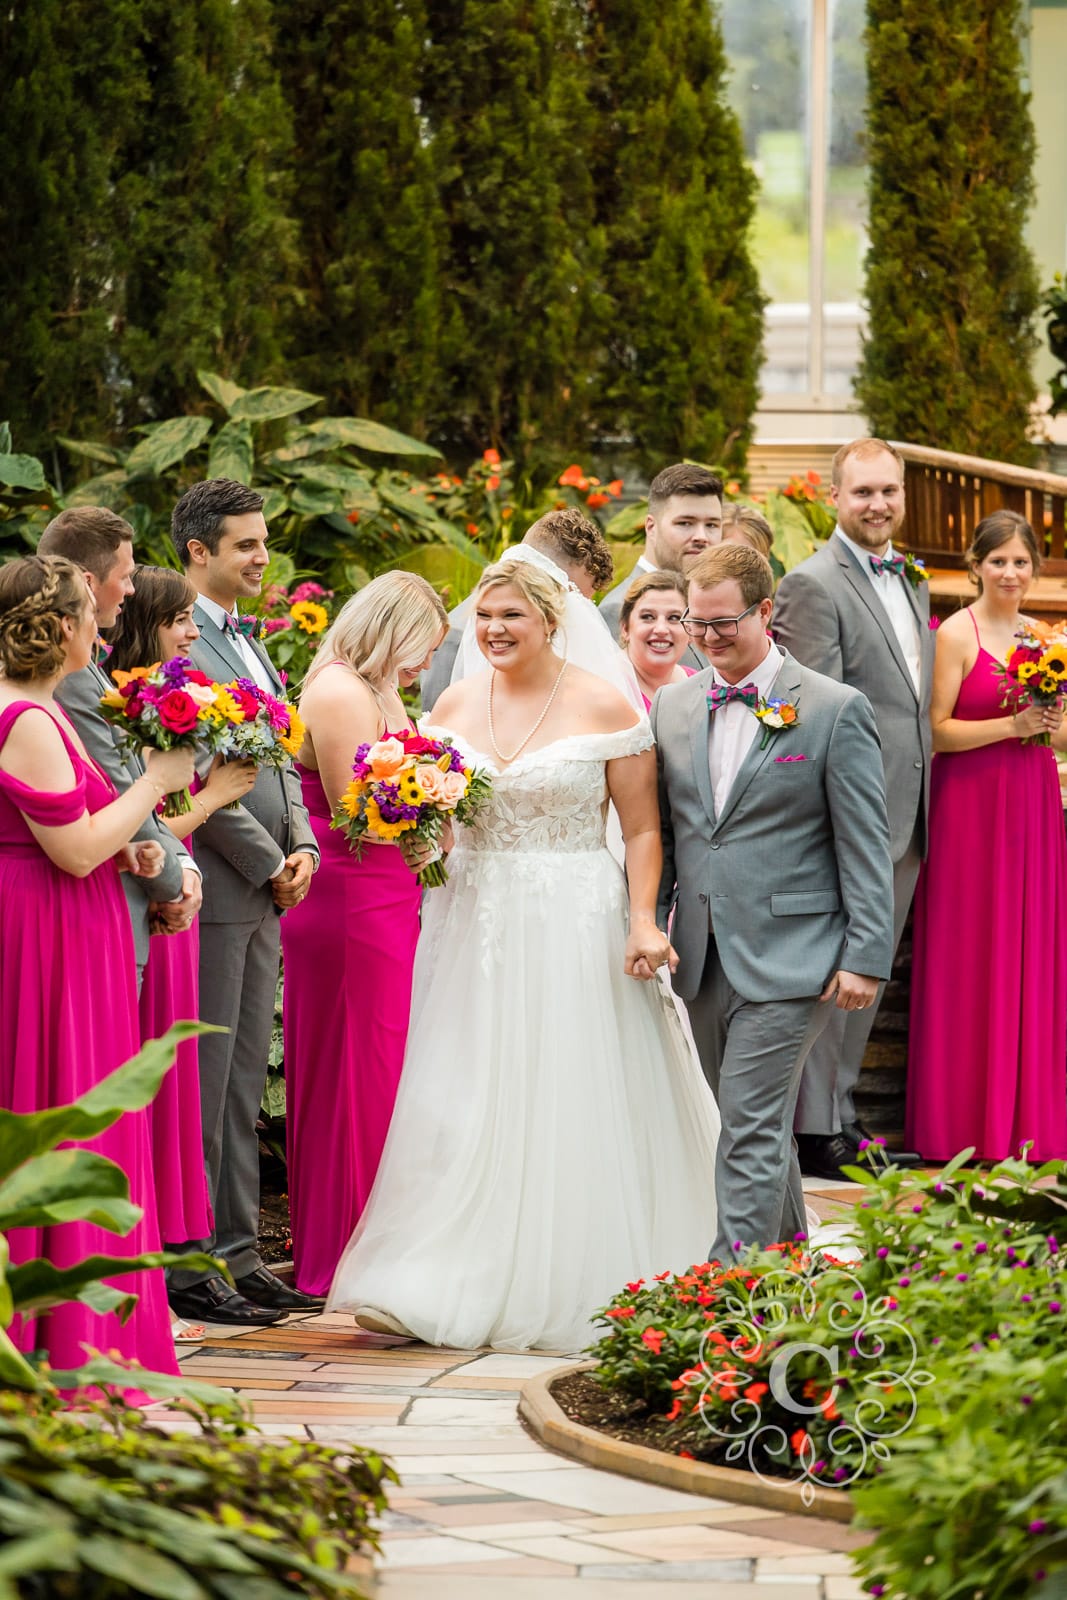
[0,555,90,680]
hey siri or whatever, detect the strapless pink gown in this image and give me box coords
[280,761,421,1295]
[0,701,177,1381]
[907,642,1067,1160]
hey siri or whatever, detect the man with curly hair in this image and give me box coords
[421,508,615,712]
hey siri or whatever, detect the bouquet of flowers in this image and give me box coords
[100,658,241,815]
[332,728,492,887]
[997,622,1067,745]
[209,678,306,778]
[254,580,336,686]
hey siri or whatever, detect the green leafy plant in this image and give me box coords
[1044,273,1067,419]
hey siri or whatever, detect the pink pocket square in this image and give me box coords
[774,753,810,763]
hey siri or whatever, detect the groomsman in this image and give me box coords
[422,507,615,712]
[598,462,724,668]
[38,508,201,981]
[773,439,933,1179]
[652,544,894,1261]
[167,479,321,1327]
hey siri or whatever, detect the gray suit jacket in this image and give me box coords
[56,659,191,968]
[651,654,894,1006]
[187,606,318,924]
[421,595,471,715]
[772,536,934,861]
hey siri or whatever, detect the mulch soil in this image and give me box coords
[551,1368,700,1459]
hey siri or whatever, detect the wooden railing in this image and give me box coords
[894,442,1067,575]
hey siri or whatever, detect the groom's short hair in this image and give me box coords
[687,544,773,609]
[171,478,265,565]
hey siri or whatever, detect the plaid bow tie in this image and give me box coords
[222,612,262,642]
[707,682,760,711]
[869,553,905,578]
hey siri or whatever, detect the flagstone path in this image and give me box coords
[158,1181,871,1599]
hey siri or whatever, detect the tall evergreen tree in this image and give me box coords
[112,0,297,425]
[421,0,603,459]
[585,0,764,472]
[275,0,448,435]
[0,1,144,451]
[857,0,1039,463]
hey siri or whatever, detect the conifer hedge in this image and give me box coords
[856,0,1040,463]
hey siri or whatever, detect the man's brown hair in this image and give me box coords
[525,507,614,590]
[686,543,774,610]
[38,506,135,583]
[647,463,724,516]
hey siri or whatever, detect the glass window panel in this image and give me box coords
[825,0,868,394]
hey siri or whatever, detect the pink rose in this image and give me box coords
[414,765,467,808]
[367,737,407,778]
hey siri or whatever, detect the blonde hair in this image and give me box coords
[304,570,447,695]
[721,503,773,559]
[0,555,90,681]
[475,559,567,633]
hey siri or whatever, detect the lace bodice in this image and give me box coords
[421,721,653,856]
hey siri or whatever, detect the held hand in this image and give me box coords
[624,918,678,983]
[116,840,166,878]
[154,867,203,934]
[820,969,880,1012]
[399,832,443,873]
[144,744,196,794]
[273,851,314,909]
[203,754,258,808]
[1013,701,1063,739]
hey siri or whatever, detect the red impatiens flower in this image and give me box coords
[790,1428,809,1456]
[483,448,501,465]
[587,492,609,510]
[486,475,501,491]
[605,1306,636,1319]
[641,1327,665,1355]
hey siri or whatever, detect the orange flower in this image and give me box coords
[779,704,798,725]
[501,505,514,520]
[641,1327,665,1355]
[806,469,822,486]
[558,464,589,489]
[346,510,360,524]
[466,522,480,536]
[486,475,500,491]
[790,1429,809,1456]
[744,1382,769,1403]
[607,479,624,496]
[483,447,501,465]
[726,479,740,496]
[587,492,609,510]
[664,1398,683,1422]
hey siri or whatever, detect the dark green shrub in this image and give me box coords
[857,0,1040,462]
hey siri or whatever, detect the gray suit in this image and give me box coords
[599,562,705,672]
[169,606,318,1283]
[772,535,934,1134]
[421,596,471,715]
[652,654,894,1260]
[55,660,192,978]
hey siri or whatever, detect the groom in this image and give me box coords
[651,544,894,1262]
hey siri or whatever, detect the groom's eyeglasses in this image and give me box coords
[680,601,762,640]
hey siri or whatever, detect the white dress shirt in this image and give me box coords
[707,640,784,814]
[197,594,275,695]
[835,528,921,695]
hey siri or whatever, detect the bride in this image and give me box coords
[328,558,720,1351]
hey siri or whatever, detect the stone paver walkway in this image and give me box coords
[158,1183,870,1598]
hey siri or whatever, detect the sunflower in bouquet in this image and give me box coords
[998,621,1067,745]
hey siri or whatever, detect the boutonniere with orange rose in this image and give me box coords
[100,656,242,816]
[753,696,800,750]
[995,621,1067,745]
[332,728,493,887]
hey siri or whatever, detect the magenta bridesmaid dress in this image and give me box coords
[907,618,1067,1161]
[280,759,421,1296]
[139,866,212,1244]
[0,701,178,1381]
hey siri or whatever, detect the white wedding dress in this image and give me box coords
[327,720,720,1352]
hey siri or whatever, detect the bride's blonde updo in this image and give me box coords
[0,555,89,681]
[476,559,566,636]
[304,570,447,694]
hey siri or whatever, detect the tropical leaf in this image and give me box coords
[7,1251,219,1315]
[207,418,254,485]
[228,387,323,423]
[46,1353,248,1413]
[56,438,121,467]
[0,1024,213,1183]
[63,470,129,509]
[376,486,485,562]
[602,500,647,540]
[306,416,442,458]
[125,417,213,477]
[79,1536,208,1600]
[0,453,48,492]
[286,461,377,501]
[0,1149,140,1234]
[260,487,289,523]
[761,492,820,573]
[289,483,342,517]
[0,1327,41,1391]
[197,370,247,412]
[0,422,11,454]
[262,430,340,465]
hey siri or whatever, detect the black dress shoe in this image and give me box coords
[168,1275,287,1326]
[796,1132,862,1182]
[233,1266,327,1312]
[843,1122,925,1167]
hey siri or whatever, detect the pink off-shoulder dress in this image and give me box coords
[0,700,178,1380]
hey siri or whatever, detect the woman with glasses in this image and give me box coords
[618,570,698,709]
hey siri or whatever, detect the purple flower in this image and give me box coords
[853,1291,864,1301]
[1022,1394,1034,1406]
[974,1242,988,1254]
[1029,1520,1048,1535]
[858,1139,871,1152]
[899,1277,911,1288]
[1022,1294,1033,1304]
[162,655,191,683]
[952,1241,963,1251]
[1049,1237,1060,1254]
[877,1247,889,1259]
[956,1273,969,1282]
[1051,1301,1062,1313]
[912,1204,923,1214]
[833,1465,849,1482]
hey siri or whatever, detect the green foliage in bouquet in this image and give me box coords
[588,1152,1067,1496]
[857,0,1040,463]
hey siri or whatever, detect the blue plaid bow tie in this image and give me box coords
[222,612,262,642]
[869,553,906,578]
[707,682,760,711]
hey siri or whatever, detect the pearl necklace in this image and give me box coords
[487,662,568,764]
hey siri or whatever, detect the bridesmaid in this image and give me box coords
[907,511,1067,1161]
[107,567,257,1336]
[0,554,195,1381]
[282,572,447,1296]
[618,570,696,710]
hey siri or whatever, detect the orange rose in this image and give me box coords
[366,737,407,778]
